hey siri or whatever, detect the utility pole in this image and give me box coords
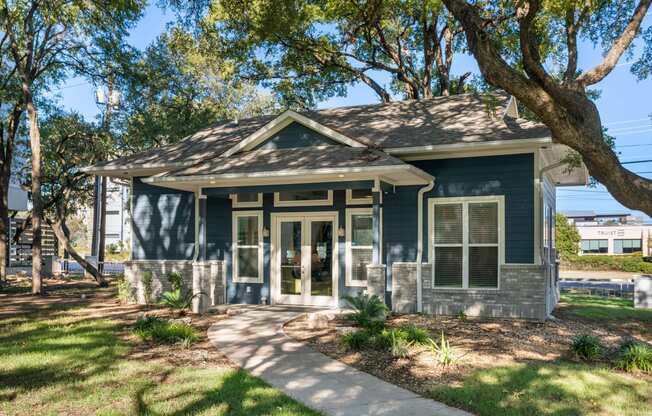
[93,75,118,276]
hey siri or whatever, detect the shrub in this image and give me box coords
[571,334,603,360]
[167,271,183,292]
[343,293,388,329]
[428,332,457,366]
[141,271,154,305]
[116,274,134,304]
[159,289,199,311]
[403,325,430,345]
[373,328,408,350]
[341,330,371,351]
[389,331,410,358]
[615,340,652,373]
[562,254,652,274]
[133,316,199,346]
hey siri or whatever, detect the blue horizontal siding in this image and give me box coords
[131,178,195,260]
[384,153,535,270]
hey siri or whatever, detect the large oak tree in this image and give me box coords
[442,0,652,216]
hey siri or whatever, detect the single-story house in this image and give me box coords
[85,93,587,320]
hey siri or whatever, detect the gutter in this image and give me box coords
[416,180,435,313]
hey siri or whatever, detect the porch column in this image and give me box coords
[198,195,207,261]
[192,194,210,314]
[372,191,381,264]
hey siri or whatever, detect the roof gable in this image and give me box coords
[221,110,366,157]
[252,121,342,151]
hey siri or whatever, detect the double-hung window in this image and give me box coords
[232,211,263,283]
[345,208,373,286]
[429,196,503,289]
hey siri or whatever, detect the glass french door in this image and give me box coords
[273,213,338,306]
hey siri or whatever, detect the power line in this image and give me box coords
[604,117,651,126]
[616,143,652,148]
[621,159,652,165]
[612,129,652,137]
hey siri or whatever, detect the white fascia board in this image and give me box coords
[221,110,366,158]
[384,137,552,156]
[142,165,433,188]
[81,162,192,178]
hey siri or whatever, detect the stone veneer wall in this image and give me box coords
[392,263,548,320]
[365,264,386,300]
[124,260,225,313]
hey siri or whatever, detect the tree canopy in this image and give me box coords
[168,0,474,107]
[442,0,652,217]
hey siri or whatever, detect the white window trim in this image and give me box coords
[428,195,505,290]
[274,190,333,207]
[232,210,264,283]
[230,193,263,208]
[346,189,373,205]
[345,208,374,287]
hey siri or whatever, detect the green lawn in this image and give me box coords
[560,292,652,321]
[429,293,652,416]
[0,292,319,415]
[431,362,651,416]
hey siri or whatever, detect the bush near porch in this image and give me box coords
[561,254,652,274]
[284,293,652,416]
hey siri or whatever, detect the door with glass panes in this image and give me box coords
[271,212,338,306]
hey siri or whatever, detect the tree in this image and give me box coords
[172,0,471,107]
[114,28,277,153]
[1,0,145,293]
[442,0,652,217]
[0,18,25,281]
[555,213,580,260]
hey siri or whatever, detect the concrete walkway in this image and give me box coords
[207,306,471,416]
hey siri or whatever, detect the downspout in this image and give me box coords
[416,180,435,313]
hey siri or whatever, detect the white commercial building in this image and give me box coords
[564,211,652,256]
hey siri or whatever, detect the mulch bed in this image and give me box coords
[283,305,652,396]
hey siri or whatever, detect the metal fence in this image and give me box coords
[60,261,125,275]
[560,279,634,300]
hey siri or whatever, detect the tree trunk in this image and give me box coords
[48,218,107,286]
[25,95,43,295]
[0,167,9,282]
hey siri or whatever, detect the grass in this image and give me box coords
[431,362,651,416]
[0,288,320,415]
[560,293,652,322]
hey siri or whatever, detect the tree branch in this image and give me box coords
[577,0,652,86]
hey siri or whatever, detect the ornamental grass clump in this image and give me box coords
[571,334,603,361]
[133,316,199,347]
[428,331,457,366]
[403,324,430,345]
[340,330,372,351]
[615,340,652,373]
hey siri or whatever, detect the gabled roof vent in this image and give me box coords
[504,96,519,119]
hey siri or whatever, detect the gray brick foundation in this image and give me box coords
[124,260,226,313]
[366,264,386,301]
[392,262,548,320]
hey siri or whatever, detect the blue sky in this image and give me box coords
[54,4,652,222]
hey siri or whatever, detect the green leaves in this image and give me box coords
[555,213,581,260]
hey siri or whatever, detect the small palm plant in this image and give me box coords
[343,293,389,329]
[159,289,204,313]
[427,331,457,366]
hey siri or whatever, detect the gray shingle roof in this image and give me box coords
[88,92,550,173]
[163,146,406,178]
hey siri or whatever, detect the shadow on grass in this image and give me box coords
[0,289,318,415]
[430,361,651,416]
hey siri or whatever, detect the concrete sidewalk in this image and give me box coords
[207,306,471,416]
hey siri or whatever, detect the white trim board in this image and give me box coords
[222,110,366,157]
